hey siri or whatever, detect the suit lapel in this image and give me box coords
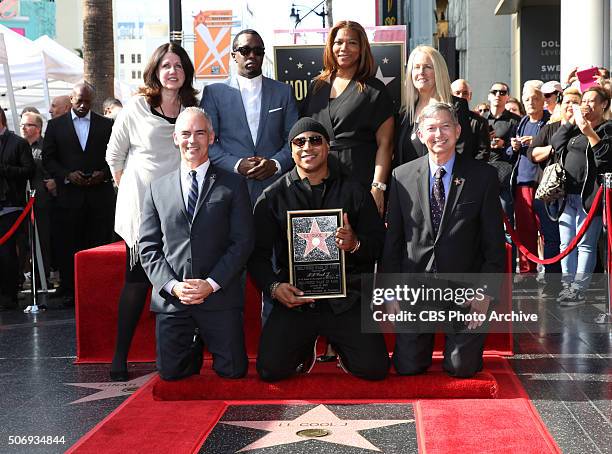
[193,165,217,219]
[173,170,190,223]
[415,158,435,240]
[436,153,465,240]
[254,77,271,150]
[64,113,82,151]
[228,77,255,149]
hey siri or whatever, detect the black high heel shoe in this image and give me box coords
[110,370,129,381]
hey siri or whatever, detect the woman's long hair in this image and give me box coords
[313,21,375,93]
[404,45,453,122]
[137,43,198,108]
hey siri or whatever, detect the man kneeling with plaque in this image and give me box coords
[249,117,389,382]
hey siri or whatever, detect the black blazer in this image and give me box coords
[382,153,505,274]
[0,130,35,207]
[139,164,255,314]
[42,111,114,208]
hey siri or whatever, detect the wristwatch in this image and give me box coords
[371,182,387,191]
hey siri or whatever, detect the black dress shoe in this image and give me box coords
[110,370,129,381]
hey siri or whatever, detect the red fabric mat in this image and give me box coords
[67,357,560,454]
[152,360,498,401]
[75,243,513,363]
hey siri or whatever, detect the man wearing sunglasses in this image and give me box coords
[201,29,298,207]
[249,117,389,382]
[485,82,521,161]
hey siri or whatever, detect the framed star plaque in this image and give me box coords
[287,208,346,299]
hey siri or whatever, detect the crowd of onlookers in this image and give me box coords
[0,29,611,316]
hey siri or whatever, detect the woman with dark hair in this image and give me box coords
[505,97,526,117]
[300,20,394,216]
[394,45,482,167]
[105,42,198,380]
[550,85,612,305]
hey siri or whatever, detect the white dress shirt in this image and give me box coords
[163,159,220,297]
[71,110,91,150]
[233,74,281,175]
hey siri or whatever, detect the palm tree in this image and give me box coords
[325,0,333,27]
[82,0,114,113]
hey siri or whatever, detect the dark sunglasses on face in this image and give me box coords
[478,108,490,113]
[490,89,508,96]
[543,92,558,98]
[233,46,265,57]
[291,135,324,148]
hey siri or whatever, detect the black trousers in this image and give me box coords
[393,331,487,378]
[56,200,113,293]
[156,307,248,381]
[0,211,20,304]
[257,302,389,382]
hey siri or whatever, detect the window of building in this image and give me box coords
[131,70,136,79]
[131,54,135,64]
[137,54,141,64]
[137,70,142,79]
[120,54,124,64]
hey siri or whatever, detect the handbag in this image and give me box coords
[535,147,566,203]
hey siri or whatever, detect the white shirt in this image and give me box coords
[236,73,262,145]
[71,110,91,150]
[232,74,281,175]
[163,159,220,297]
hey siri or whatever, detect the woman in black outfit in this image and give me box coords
[394,45,484,167]
[300,20,394,216]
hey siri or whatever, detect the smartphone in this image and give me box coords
[572,104,583,123]
[576,66,599,92]
[82,172,93,179]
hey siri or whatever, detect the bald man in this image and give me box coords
[49,95,71,119]
[451,79,490,161]
[42,82,115,305]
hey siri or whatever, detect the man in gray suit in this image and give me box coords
[139,107,254,380]
[200,29,298,205]
[382,102,506,378]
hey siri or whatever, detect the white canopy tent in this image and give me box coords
[0,26,134,128]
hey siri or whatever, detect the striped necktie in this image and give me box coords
[187,170,199,221]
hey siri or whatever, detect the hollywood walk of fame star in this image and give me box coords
[375,66,395,86]
[221,404,414,452]
[297,220,333,257]
[382,57,389,64]
[65,372,156,404]
[297,62,303,69]
[311,61,315,64]
[289,56,293,61]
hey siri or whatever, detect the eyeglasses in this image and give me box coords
[490,89,508,96]
[478,108,490,114]
[291,135,324,148]
[233,46,265,57]
[543,92,558,98]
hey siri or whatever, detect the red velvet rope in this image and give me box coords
[503,187,603,265]
[606,187,612,274]
[0,197,35,246]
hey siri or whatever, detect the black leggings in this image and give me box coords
[110,243,151,372]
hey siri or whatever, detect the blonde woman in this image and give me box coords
[394,45,480,166]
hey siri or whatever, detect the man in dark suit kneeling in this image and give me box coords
[383,102,506,378]
[249,117,389,382]
[139,107,254,380]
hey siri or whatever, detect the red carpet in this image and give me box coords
[75,243,513,363]
[153,360,498,401]
[67,357,560,454]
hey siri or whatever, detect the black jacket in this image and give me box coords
[249,166,386,314]
[550,120,612,211]
[0,129,35,208]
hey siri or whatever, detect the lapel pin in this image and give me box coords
[453,177,464,186]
